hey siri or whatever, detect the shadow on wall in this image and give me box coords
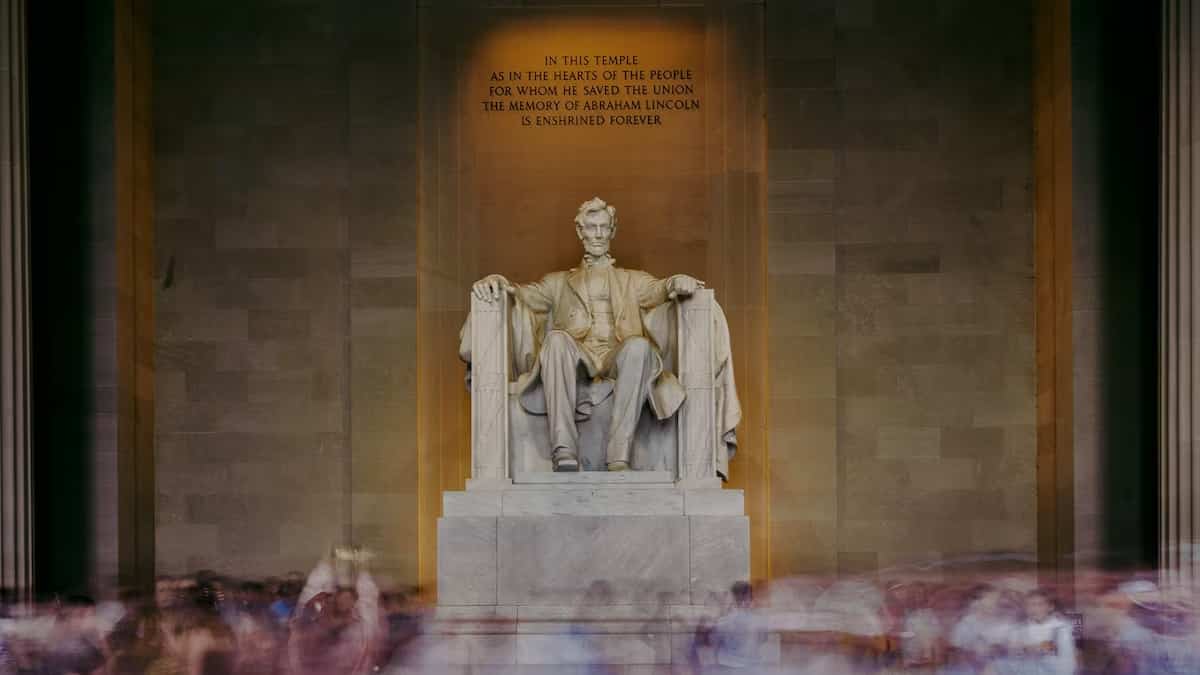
[1074,0,1160,569]
[28,0,115,595]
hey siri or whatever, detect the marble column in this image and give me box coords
[1161,0,1200,583]
[0,0,32,595]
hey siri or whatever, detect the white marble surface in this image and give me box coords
[516,604,672,635]
[439,500,749,609]
[445,486,744,517]
[497,516,691,606]
[501,488,684,516]
[469,293,510,481]
[402,634,516,666]
[444,490,503,517]
[427,605,517,635]
[438,517,498,606]
[683,488,744,515]
[688,516,750,605]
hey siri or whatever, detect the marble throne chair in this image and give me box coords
[464,288,726,486]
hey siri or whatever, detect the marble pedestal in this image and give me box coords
[430,473,759,670]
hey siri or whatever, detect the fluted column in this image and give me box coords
[1161,0,1200,584]
[0,0,33,595]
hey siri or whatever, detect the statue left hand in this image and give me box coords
[668,275,705,299]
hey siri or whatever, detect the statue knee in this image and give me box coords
[542,331,576,357]
[619,336,652,360]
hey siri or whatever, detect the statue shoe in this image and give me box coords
[552,450,579,472]
[606,460,630,472]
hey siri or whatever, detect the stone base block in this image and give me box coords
[498,516,690,605]
[435,485,753,667]
[437,511,748,606]
[437,517,499,605]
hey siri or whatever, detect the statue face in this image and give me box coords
[576,209,614,258]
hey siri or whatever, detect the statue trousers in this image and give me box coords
[539,330,656,464]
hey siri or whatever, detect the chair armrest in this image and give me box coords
[468,293,511,483]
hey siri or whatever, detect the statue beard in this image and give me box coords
[583,240,610,257]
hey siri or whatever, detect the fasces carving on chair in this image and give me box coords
[459,198,741,484]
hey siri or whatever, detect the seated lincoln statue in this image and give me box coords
[460,197,740,477]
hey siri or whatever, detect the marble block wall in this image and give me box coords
[153,0,419,583]
[151,0,1040,586]
[765,0,1036,576]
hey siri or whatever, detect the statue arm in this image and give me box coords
[635,272,702,308]
[471,272,558,312]
[461,272,559,371]
[634,271,674,308]
[511,272,560,313]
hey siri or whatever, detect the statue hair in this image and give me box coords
[574,197,617,230]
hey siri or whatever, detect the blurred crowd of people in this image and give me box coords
[0,554,422,675]
[708,567,1200,674]
[2,559,1199,674]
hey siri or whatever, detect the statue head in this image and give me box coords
[574,197,617,259]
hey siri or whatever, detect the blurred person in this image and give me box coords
[1081,580,1158,674]
[814,579,888,671]
[1138,584,1200,675]
[0,629,14,675]
[41,595,107,675]
[225,582,280,675]
[179,577,200,605]
[557,580,618,675]
[268,580,300,628]
[3,597,54,674]
[262,578,280,605]
[684,588,728,673]
[889,582,945,670]
[0,589,16,675]
[284,571,305,596]
[155,576,179,610]
[991,589,1076,675]
[712,581,767,671]
[373,590,421,671]
[224,582,270,627]
[947,587,1018,673]
[146,608,235,675]
[288,589,368,675]
[107,601,165,675]
[192,572,226,617]
[288,551,381,675]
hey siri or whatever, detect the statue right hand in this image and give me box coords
[472,274,514,302]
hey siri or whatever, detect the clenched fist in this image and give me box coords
[667,275,705,300]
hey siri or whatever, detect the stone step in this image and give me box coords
[512,470,675,484]
[444,487,744,517]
